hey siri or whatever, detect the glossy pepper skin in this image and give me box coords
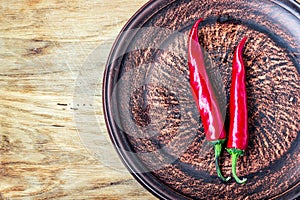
[226,37,248,184]
[188,18,229,182]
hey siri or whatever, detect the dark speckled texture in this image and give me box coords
[104,0,300,199]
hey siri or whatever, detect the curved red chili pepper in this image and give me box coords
[188,19,229,182]
[226,37,248,184]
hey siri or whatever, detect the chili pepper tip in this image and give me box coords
[194,18,204,26]
[227,148,247,184]
[236,37,248,56]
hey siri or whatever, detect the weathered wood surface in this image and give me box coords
[0,0,156,199]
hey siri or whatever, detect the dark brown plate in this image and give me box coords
[103,0,300,199]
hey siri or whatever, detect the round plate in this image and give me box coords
[103,0,300,199]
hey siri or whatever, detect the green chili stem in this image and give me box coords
[212,140,230,182]
[227,148,247,184]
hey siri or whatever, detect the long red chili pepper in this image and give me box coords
[188,19,229,182]
[226,37,248,184]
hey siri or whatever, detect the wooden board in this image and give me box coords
[0,0,156,199]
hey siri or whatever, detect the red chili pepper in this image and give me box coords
[226,37,248,184]
[188,19,229,182]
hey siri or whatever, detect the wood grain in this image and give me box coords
[0,0,156,199]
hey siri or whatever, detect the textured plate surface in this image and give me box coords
[103,0,300,199]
